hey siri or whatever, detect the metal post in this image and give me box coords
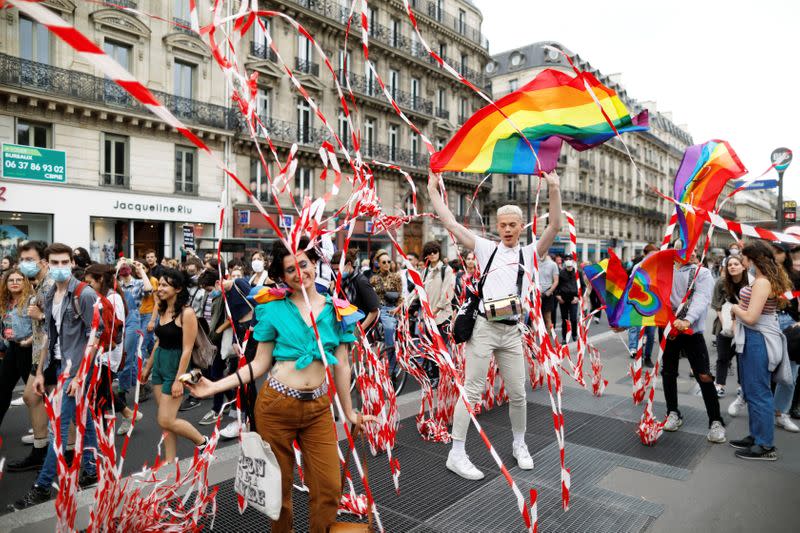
[778,168,785,231]
[526,174,533,244]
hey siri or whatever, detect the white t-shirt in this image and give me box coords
[473,235,537,313]
[103,292,126,372]
[52,297,63,360]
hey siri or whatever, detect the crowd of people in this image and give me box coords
[0,173,797,529]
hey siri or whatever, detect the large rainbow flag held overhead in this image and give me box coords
[430,68,649,175]
[673,140,747,262]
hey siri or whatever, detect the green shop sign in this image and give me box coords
[2,143,67,183]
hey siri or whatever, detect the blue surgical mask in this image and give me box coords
[49,266,71,283]
[210,289,222,298]
[19,261,41,279]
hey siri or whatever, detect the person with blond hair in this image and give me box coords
[427,169,561,480]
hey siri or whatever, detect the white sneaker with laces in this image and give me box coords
[663,411,683,432]
[21,433,34,445]
[446,450,484,480]
[707,421,727,443]
[11,396,24,406]
[198,409,219,426]
[220,420,241,440]
[512,442,534,470]
[116,411,143,435]
[776,413,800,432]
[728,395,746,417]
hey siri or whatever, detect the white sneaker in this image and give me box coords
[198,409,220,426]
[220,420,241,440]
[512,442,534,470]
[663,411,683,432]
[10,396,24,406]
[446,450,484,480]
[776,413,800,433]
[116,411,143,435]
[707,421,727,443]
[728,395,746,417]
[21,432,34,445]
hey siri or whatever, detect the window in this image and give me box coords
[337,48,351,83]
[391,18,401,47]
[175,146,197,194]
[256,88,271,123]
[457,193,467,217]
[438,42,447,59]
[174,0,191,20]
[295,167,312,198]
[102,134,129,187]
[436,138,445,151]
[434,0,443,21]
[103,40,132,104]
[460,54,469,76]
[366,61,377,95]
[250,159,270,202]
[411,77,420,108]
[459,97,468,122]
[173,60,194,99]
[298,34,312,63]
[388,124,398,161]
[437,88,447,116]
[411,132,419,164]
[389,69,399,100]
[458,9,466,34]
[19,16,49,63]
[367,7,377,36]
[506,177,518,199]
[297,98,311,144]
[338,110,350,149]
[15,119,51,148]
[508,78,519,92]
[364,117,375,156]
[254,16,270,46]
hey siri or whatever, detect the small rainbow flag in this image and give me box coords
[673,140,746,261]
[610,250,676,328]
[430,68,648,175]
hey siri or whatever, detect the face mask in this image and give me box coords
[564,260,575,269]
[19,261,41,278]
[729,249,740,256]
[50,266,71,283]
[251,259,265,273]
[210,289,222,298]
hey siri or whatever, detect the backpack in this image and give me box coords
[74,282,125,352]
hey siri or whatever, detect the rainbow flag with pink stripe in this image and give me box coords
[430,68,648,175]
[673,140,746,261]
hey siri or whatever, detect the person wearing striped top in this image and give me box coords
[731,241,793,461]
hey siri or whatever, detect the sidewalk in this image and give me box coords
[1,329,798,531]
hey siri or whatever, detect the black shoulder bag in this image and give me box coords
[452,248,498,344]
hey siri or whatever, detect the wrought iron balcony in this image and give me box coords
[251,41,278,62]
[295,57,320,76]
[435,107,450,120]
[0,54,233,130]
[457,114,469,124]
[100,173,130,189]
[115,0,138,7]
[422,0,488,50]
[334,70,433,114]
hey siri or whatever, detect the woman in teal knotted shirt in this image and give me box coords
[188,237,369,533]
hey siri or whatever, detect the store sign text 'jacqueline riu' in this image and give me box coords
[112,200,193,215]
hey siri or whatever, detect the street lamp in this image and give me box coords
[773,147,793,231]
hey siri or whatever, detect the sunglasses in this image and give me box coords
[379,260,390,265]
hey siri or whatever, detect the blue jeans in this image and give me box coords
[774,312,798,414]
[379,306,397,348]
[627,326,655,359]
[139,312,155,359]
[740,327,775,448]
[118,313,141,392]
[37,377,97,487]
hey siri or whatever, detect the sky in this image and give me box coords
[471,0,800,200]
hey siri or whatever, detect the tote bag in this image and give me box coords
[234,431,282,520]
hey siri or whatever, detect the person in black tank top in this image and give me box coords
[142,269,208,462]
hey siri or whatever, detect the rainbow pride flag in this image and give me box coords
[673,140,746,262]
[610,250,676,327]
[584,250,627,313]
[430,68,649,175]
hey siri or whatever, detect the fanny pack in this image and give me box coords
[484,248,524,322]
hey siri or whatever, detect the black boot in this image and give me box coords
[8,485,52,511]
[790,374,800,419]
[5,446,47,472]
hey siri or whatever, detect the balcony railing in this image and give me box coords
[295,57,320,76]
[457,114,469,124]
[115,0,138,7]
[251,41,278,62]
[435,107,450,120]
[0,54,233,130]
[101,173,129,188]
[423,0,488,49]
[335,70,433,114]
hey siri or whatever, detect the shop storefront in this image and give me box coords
[2,181,219,261]
[0,211,53,258]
